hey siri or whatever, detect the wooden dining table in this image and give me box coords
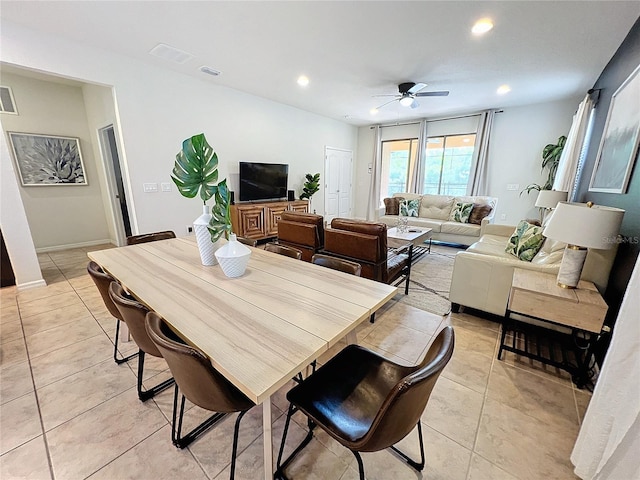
[88,236,397,479]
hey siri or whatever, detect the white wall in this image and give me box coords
[488,97,581,224]
[0,133,43,288]
[81,83,122,245]
[0,21,357,242]
[0,72,111,249]
[354,99,581,223]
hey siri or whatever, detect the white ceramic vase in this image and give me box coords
[215,234,252,278]
[194,204,221,266]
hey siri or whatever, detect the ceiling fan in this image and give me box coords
[374,82,449,110]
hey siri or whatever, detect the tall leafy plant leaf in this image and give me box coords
[171,133,219,203]
[207,179,232,242]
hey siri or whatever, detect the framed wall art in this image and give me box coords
[8,132,87,186]
[589,64,640,193]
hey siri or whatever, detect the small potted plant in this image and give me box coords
[300,172,320,212]
[171,133,231,265]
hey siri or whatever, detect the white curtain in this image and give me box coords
[467,110,495,195]
[409,119,427,194]
[366,125,382,220]
[571,254,640,479]
[553,94,595,199]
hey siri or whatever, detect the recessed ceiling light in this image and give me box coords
[370,108,379,115]
[200,66,221,76]
[472,18,494,35]
[297,75,309,87]
[497,84,511,95]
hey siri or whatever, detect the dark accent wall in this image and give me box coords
[575,16,640,335]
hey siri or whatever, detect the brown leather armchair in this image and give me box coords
[322,218,412,294]
[276,211,324,262]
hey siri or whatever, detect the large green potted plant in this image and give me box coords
[522,135,567,195]
[171,133,231,265]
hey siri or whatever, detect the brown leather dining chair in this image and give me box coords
[108,282,174,401]
[126,230,176,245]
[311,253,362,276]
[275,326,455,480]
[87,261,138,364]
[145,312,255,479]
[264,242,303,260]
[236,236,258,247]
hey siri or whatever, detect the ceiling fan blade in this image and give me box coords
[407,83,427,94]
[415,90,450,97]
[375,98,400,110]
[410,99,420,109]
[372,94,400,98]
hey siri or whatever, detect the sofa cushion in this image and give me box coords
[400,199,420,217]
[468,204,494,225]
[449,202,474,223]
[455,196,495,207]
[467,234,513,258]
[419,194,455,220]
[532,238,566,265]
[393,192,421,201]
[505,221,545,262]
[383,197,403,215]
[441,221,482,237]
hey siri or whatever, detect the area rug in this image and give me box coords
[394,244,460,316]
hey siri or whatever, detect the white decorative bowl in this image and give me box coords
[214,234,252,278]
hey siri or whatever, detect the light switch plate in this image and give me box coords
[143,183,158,193]
[506,183,519,191]
[161,182,172,192]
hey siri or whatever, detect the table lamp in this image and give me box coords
[543,202,624,288]
[535,190,568,221]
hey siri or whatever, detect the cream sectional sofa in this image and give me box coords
[449,223,618,316]
[378,193,498,246]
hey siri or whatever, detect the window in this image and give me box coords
[380,138,418,202]
[423,134,476,195]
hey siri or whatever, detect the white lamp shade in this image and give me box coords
[542,202,625,249]
[535,190,568,209]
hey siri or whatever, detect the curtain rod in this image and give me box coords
[369,110,503,129]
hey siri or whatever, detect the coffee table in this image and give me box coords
[387,227,432,262]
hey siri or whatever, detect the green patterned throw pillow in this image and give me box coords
[449,202,474,223]
[505,220,545,262]
[399,199,419,217]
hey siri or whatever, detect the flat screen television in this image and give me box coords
[239,162,288,202]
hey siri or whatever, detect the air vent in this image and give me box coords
[0,86,18,114]
[148,43,194,64]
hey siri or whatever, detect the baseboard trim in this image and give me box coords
[17,279,47,291]
[36,239,115,253]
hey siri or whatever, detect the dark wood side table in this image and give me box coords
[498,268,608,388]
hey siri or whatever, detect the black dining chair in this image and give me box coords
[109,282,174,401]
[87,261,138,364]
[145,312,255,479]
[275,326,455,480]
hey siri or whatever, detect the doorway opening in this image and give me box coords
[98,125,132,240]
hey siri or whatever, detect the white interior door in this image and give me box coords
[324,147,352,223]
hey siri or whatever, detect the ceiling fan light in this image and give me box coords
[472,18,494,35]
[399,96,414,107]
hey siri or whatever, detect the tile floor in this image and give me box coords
[0,244,590,480]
